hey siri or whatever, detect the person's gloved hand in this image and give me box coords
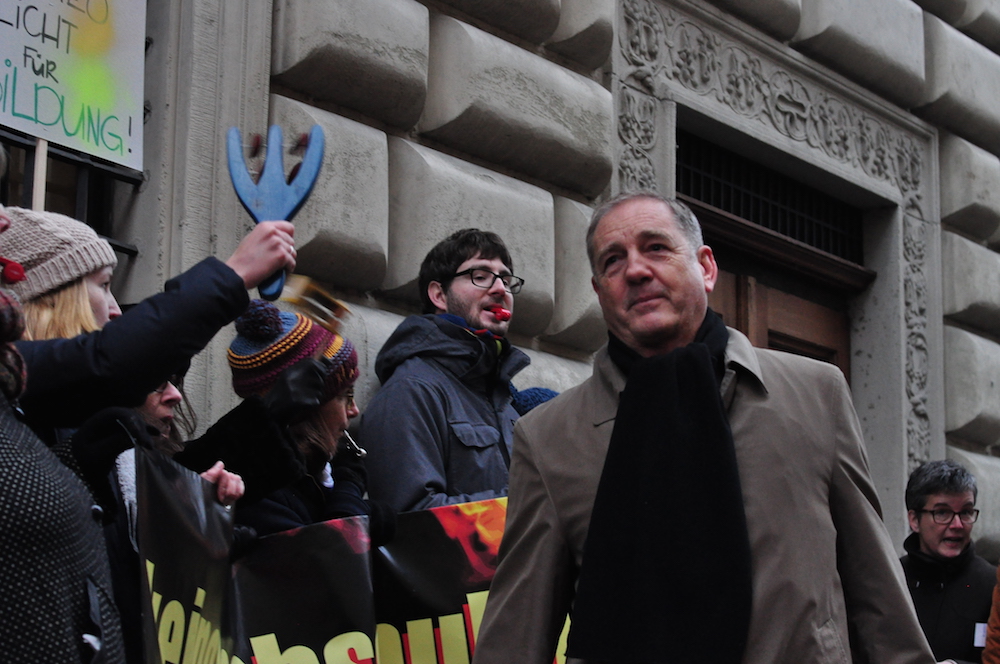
[70,407,157,522]
[262,358,329,423]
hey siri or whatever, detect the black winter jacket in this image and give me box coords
[0,396,125,664]
[901,532,996,664]
[16,257,248,436]
[360,314,529,512]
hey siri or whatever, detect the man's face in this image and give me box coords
[907,491,976,560]
[590,198,718,357]
[429,254,514,336]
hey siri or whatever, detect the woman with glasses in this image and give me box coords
[902,459,994,664]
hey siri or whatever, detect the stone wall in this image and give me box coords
[126,0,1000,552]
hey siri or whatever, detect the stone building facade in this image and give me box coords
[115,0,1000,553]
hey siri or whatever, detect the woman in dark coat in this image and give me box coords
[219,300,393,544]
[0,274,126,663]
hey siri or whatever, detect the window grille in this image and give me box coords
[676,130,863,264]
[1,129,139,256]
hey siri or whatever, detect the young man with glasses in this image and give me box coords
[359,228,530,512]
[903,459,996,664]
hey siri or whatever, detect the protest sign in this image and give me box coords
[0,0,145,169]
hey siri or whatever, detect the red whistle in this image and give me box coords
[488,305,511,322]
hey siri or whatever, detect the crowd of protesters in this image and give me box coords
[2,140,998,664]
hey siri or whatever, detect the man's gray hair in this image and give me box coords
[905,459,978,511]
[585,191,704,272]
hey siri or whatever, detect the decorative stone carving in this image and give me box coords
[619,0,929,218]
[617,88,660,192]
[904,217,932,469]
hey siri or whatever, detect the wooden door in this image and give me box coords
[709,270,851,381]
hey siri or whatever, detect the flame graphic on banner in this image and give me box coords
[432,499,508,585]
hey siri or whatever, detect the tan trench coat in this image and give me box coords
[473,329,934,664]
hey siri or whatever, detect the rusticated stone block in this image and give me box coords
[945,326,1000,447]
[942,232,1000,335]
[418,15,613,198]
[704,0,802,41]
[515,347,595,395]
[435,0,559,44]
[543,197,606,351]
[545,0,614,70]
[271,0,428,128]
[270,95,388,291]
[939,132,1000,241]
[913,0,1000,54]
[791,0,925,108]
[386,138,554,337]
[962,5,1000,54]
[917,14,1000,156]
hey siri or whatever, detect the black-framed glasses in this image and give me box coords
[452,268,525,294]
[917,508,980,525]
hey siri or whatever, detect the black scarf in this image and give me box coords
[566,309,752,663]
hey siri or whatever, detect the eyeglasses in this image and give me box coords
[452,268,525,294]
[917,508,980,525]
[153,375,182,393]
[335,389,356,405]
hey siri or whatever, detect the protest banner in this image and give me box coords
[0,0,145,169]
[137,448,573,664]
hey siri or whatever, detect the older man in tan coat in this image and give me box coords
[472,192,935,664]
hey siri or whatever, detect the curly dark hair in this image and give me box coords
[417,228,513,314]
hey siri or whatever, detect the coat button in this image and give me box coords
[91,504,104,522]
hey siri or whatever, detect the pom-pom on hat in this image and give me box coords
[0,206,118,301]
[228,299,359,400]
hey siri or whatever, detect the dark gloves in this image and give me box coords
[69,407,158,522]
[261,358,329,424]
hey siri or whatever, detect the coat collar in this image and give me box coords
[590,327,767,426]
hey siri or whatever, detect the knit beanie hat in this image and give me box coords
[0,207,118,301]
[228,299,359,400]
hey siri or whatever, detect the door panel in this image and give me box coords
[709,270,850,381]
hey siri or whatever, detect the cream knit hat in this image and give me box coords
[0,207,118,301]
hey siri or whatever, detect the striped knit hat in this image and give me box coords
[228,299,359,400]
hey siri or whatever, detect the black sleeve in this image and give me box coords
[16,257,248,429]
[173,397,307,503]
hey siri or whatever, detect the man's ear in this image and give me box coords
[698,245,719,294]
[907,510,920,534]
[427,281,449,314]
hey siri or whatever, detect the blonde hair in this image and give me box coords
[22,278,101,341]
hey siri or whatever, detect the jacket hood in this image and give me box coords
[375,314,529,386]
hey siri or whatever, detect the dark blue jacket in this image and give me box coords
[360,314,529,512]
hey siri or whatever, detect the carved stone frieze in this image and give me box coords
[903,216,931,469]
[618,0,928,219]
[617,87,660,192]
